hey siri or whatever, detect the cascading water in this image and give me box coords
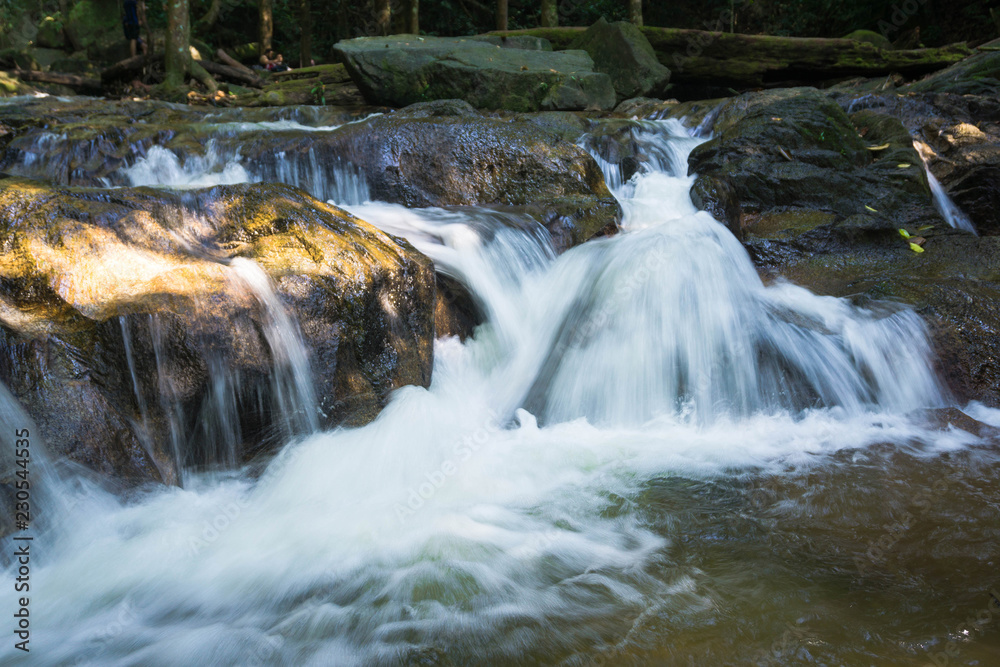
[915,148,977,234]
[2,116,996,666]
[4,117,372,206]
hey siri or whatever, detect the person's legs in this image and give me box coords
[124,23,140,57]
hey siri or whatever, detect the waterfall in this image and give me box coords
[922,161,977,234]
[0,116,978,667]
[3,119,372,207]
[227,258,319,436]
[912,139,977,234]
[119,141,370,205]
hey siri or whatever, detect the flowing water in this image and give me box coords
[915,146,978,235]
[3,115,1000,666]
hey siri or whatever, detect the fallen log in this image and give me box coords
[101,53,161,84]
[8,69,101,92]
[198,60,266,88]
[215,48,254,75]
[492,27,972,92]
[101,53,264,89]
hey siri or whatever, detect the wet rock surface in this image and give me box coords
[830,88,1000,237]
[0,97,622,252]
[0,177,434,486]
[688,87,939,239]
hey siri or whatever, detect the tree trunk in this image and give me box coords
[259,0,273,56]
[165,0,217,92]
[499,26,971,89]
[300,0,312,66]
[197,0,224,28]
[376,0,391,36]
[497,0,508,31]
[629,0,642,27]
[165,0,191,88]
[540,0,557,28]
[407,0,419,34]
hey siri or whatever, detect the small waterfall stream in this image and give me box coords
[1,114,997,666]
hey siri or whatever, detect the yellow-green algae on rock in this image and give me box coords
[0,177,434,487]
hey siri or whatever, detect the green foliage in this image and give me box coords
[0,0,996,66]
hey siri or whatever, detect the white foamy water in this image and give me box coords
[121,140,370,205]
[1,118,981,666]
[122,142,254,189]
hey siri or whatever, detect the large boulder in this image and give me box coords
[66,0,124,60]
[569,17,671,100]
[0,177,434,487]
[333,35,617,112]
[828,88,1000,235]
[688,87,941,240]
[318,102,621,252]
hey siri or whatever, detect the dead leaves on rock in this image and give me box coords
[187,89,237,106]
[899,227,929,253]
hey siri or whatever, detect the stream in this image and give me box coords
[2,103,999,666]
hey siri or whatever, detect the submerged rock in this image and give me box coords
[0,178,434,486]
[333,35,617,112]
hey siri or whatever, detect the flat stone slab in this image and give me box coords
[334,35,617,112]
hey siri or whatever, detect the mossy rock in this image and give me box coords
[0,177,435,487]
[334,35,616,111]
[66,0,121,51]
[0,48,39,71]
[471,34,553,51]
[569,17,671,100]
[690,87,937,237]
[0,72,34,96]
[36,15,66,50]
